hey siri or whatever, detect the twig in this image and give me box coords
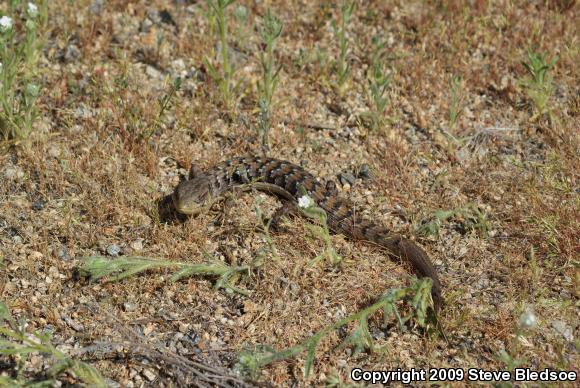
[86,304,258,388]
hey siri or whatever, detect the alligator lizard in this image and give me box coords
[172,156,443,309]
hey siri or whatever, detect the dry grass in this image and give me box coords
[1,0,578,386]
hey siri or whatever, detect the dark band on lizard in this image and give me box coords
[172,156,443,310]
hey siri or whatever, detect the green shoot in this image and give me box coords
[366,36,392,130]
[253,196,279,261]
[297,194,342,266]
[0,1,47,141]
[0,301,107,387]
[332,0,356,96]
[257,9,283,150]
[448,74,465,130]
[80,255,251,295]
[142,76,182,139]
[235,278,434,378]
[203,0,237,110]
[495,306,536,388]
[416,204,488,238]
[232,4,251,47]
[520,50,558,120]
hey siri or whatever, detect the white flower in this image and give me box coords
[298,195,313,209]
[0,16,13,33]
[27,3,38,18]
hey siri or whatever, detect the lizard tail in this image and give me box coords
[380,235,443,311]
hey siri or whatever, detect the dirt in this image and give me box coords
[1,0,578,386]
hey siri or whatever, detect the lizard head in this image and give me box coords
[172,176,213,216]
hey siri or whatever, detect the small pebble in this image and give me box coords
[130,239,144,251]
[90,0,103,14]
[185,330,200,345]
[338,171,356,186]
[124,302,138,312]
[64,44,81,63]
[32,199,45,211]
[4,165,24,180]
[159,9,176,26]
[358,163,372,179]
[56,246,71,261]
[106,244,121,256]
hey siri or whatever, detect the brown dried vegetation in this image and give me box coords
[1,0,578,386]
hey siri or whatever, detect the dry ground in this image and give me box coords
[1,0,579,386]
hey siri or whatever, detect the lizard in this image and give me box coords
[171,156,443,310]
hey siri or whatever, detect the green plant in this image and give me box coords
[448,74,465,130]
[232,4,250,46]
[235,278,435,378]
[142,76,182,139]
[416,204,488,238]
[257,9,282,150]
[203,0,238,110]
[0,301,107,387]
[332,0,356,96]
[0,1,47,141]
[495,306,536,387]
[297,194,342,265]
[81,255,251,295]
[520,50,558,120]
[253,196,279,260]
[366,36,392,130]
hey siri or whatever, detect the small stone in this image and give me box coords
[64,44,81,63]
[90,0,103,14]
[171,58,186,72]
[29,251,44,260]
[74,104,94,119]
[62,315,84,331]
[4,165,24,180]
[142,369,156,382]
[56,246,71,261]
[338,171,356,186]
[130,239,144,251]
[145,65,163,79]
[185,330,200,345]
[159,9,176,26]
[551,320,573,342]
[124,302,138,312]
[106,244,121,256]
[32,199,45,211]
[48,145,61,158]
[358,163,372,179]
[140,17,153,32]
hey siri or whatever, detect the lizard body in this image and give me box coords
[172,156,443,309]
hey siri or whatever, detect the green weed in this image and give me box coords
[495,306,535,387]
[0,301,107,387]
[520,50,558,120]
[235,278,434,378]
[297,194,342,266]
[448,74,465,130]
[253,196,279,261]
[0,1,47,141]
[232,4,251,47]
[417,204,488,238]
[332,0,356,96]
[257,9,283,150]
[142,76,182,139]
[203,0,239,111]
[365,36,392,130]
[81,255,251,296]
